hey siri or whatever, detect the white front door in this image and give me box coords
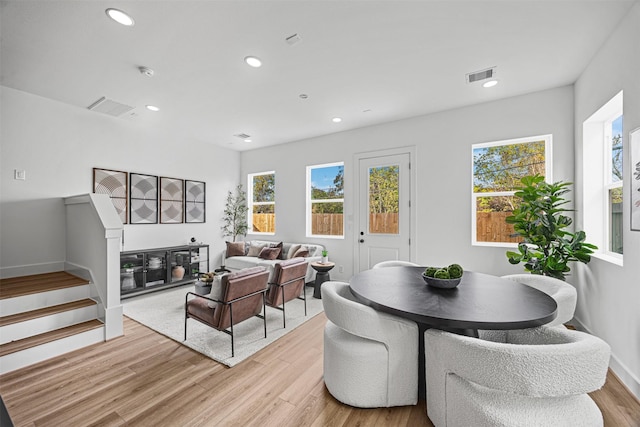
[357,152,411,271]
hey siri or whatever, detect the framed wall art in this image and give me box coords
[160,176,184,224]
[130,173,158,224]
[185,180,206,223]
[93,168,128,224]
[631,127,640,231]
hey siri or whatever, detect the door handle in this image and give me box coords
[359,239,365,243]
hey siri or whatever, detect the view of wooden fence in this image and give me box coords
[369,213,398,234]
[252,213,400,235]
[476,211,522,243]
[311,214,344,236]
[252,214,275,233]
[256,211,517,241]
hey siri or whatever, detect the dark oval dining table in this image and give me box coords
[349,266,558,398]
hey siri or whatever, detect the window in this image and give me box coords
[583,91,623,261]
[472,135,551,246]
[306,162,344,238]
[248,171,275,234]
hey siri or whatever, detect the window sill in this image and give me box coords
[472,241,519,248]
[306,234,345,240]
[592,252,624,267]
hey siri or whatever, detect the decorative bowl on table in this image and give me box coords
[422,264,463,289]
[422,274,462,289]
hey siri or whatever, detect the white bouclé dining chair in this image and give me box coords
[501,274,577,327]
[425,326,610,427]
[321,281,419,407]
[372,260,420,269]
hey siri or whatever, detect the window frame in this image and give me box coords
[471,134,552,247]
[603,114,623,256]
[306,162,345,239]
[582,90,623,264]
[248,170,276,236]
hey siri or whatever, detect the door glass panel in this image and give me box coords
[369,165,399,234]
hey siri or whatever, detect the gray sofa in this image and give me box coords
[222,240,324,283]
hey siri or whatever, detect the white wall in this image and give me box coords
[573,3,640,398]
[241,84,575,283]
[0,86,240,275]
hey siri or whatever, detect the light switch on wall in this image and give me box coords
[14,169,26,180]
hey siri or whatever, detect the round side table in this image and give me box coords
[311,261,335,299]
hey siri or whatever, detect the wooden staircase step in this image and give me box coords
[0,272,89,300]
[0,299,97,327]
[0,319,103,357]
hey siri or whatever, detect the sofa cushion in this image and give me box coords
[259,246,281,260]
[226,241,246,257]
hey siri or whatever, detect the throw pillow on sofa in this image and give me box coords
[226,241,246,257]
[258,246,281,260]
[287,244,302,259]
[247,242,268,257]
[293,246,310,258]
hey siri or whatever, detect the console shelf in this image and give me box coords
[120,244,209,299]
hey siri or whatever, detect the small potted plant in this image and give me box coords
[321,250,329,264]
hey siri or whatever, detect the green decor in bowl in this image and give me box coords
[422,264,463,289]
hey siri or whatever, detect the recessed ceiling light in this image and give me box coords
[482,80,498,88]
[299,94,308,99]
[145,105,159,112]
[244,139,252,143]
[105,8,135,26]
[244,56,262,68]
[332,117,342,123]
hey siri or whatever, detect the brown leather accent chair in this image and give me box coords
[266,258,308,328]
[184,266,269,357]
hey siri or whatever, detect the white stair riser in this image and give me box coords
[0,305,98,344]
[0,285,91,316]
[0,326,104,375]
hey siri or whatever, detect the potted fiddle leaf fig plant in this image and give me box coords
[505,174,597,281]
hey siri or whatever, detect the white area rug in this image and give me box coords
[122,285,324,367]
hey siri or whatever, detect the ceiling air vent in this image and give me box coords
[87,96,135,117]
[234,133,251,140]
[466,67,496,84]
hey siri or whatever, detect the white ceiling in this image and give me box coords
[1,0,635,151]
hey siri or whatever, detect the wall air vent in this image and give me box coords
[87,96,135,117]
[234,133,251,140]
[466,67,496,84]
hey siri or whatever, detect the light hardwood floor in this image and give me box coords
[0,313,638,426]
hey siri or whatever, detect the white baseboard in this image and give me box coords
[0,261,65,279]
[572,316,640,401]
